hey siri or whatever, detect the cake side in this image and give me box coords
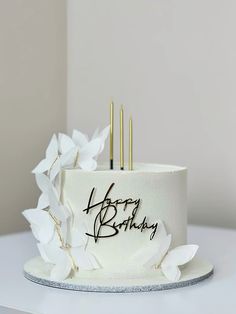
[61,163,187,277]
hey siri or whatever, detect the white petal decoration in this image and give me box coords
[79,158,97,171]
[30,224,41,242]
[73,126,109,157]
[162,245,199,267]
[48,187,68,222]
[22,209,54,244]
[91,128,100,140]
[49,158,61,181]
[129,243,158,266]
[68,225,88,248]
[37,243,52,263]
[129,220,169,266]
[144,234,172,269]
[32,158,52,174]
[60,218,69,244]
[72,130,89,149]
[37,242,62,264]
[35,173,51,193]
[96,125,110,154]
[132,220,198,282]
[156,219,168,239]
[50,253,72,281]
[60,146,78,169]
[77,138,101,171]
[160,245,198,282]
[46,134,58,159]
[37,193,49,210]
[32,134,59,174]
[53,175,62,197]
[50,230,64,248]
[37,241,73,281]
[59,133,75,154]
[100,125,110,139]
[71,247,100,270]
[80,138,101,160]
[161,264,181,282]
[24,127,112,281]
[38,232,62,263]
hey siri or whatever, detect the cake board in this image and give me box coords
[24,256,213,293]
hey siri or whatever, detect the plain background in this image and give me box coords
[0,0,66,234]
[0,0,235,235]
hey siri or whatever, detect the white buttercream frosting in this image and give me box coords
[61,163,187,277]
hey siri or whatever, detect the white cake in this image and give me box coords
[62,163,187,278]
[23,126,213,290]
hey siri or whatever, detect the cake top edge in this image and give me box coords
[63,162,187,174]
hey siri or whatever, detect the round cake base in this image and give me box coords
[24,257,213,293]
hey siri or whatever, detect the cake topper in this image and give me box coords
[83,183,158,243]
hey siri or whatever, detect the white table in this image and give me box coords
[0,225,235,314]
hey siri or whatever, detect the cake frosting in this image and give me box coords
[62,163,187,276]
[23,126,199,283]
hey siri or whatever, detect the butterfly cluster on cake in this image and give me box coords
[23,103,213,292]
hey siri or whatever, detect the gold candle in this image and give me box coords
[120,105,124,170]
[110,101,114,169]
[129,116,133,170]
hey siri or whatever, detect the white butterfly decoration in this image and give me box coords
[90,126,110,155]
[35,173,52,210]
[24,126,108,280]
[22,208,55,244]
[23,189,99,281]
[58,125,109,171]
[23,188,69,244]
[131,221,198,282]
[32,126,109,180]
[32,134,61,181]
[38,220,100,281]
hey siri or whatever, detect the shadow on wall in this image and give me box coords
[0,0,66,235]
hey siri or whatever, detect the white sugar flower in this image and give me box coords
[131,221,198,282]
[32,134,60,181]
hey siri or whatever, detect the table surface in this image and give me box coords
[0,225,235,314]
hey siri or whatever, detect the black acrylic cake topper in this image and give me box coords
[83,183,158,243]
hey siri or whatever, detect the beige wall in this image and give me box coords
[67,0,236,229]
[0,0,66,234]
[1,0,235,234]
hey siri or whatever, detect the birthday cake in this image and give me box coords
[23,104,213,292]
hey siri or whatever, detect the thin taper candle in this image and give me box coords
[129,117,133,170]
[110,101,114,169]
[120,105,124,170]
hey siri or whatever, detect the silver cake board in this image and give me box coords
[24,257,213,293]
